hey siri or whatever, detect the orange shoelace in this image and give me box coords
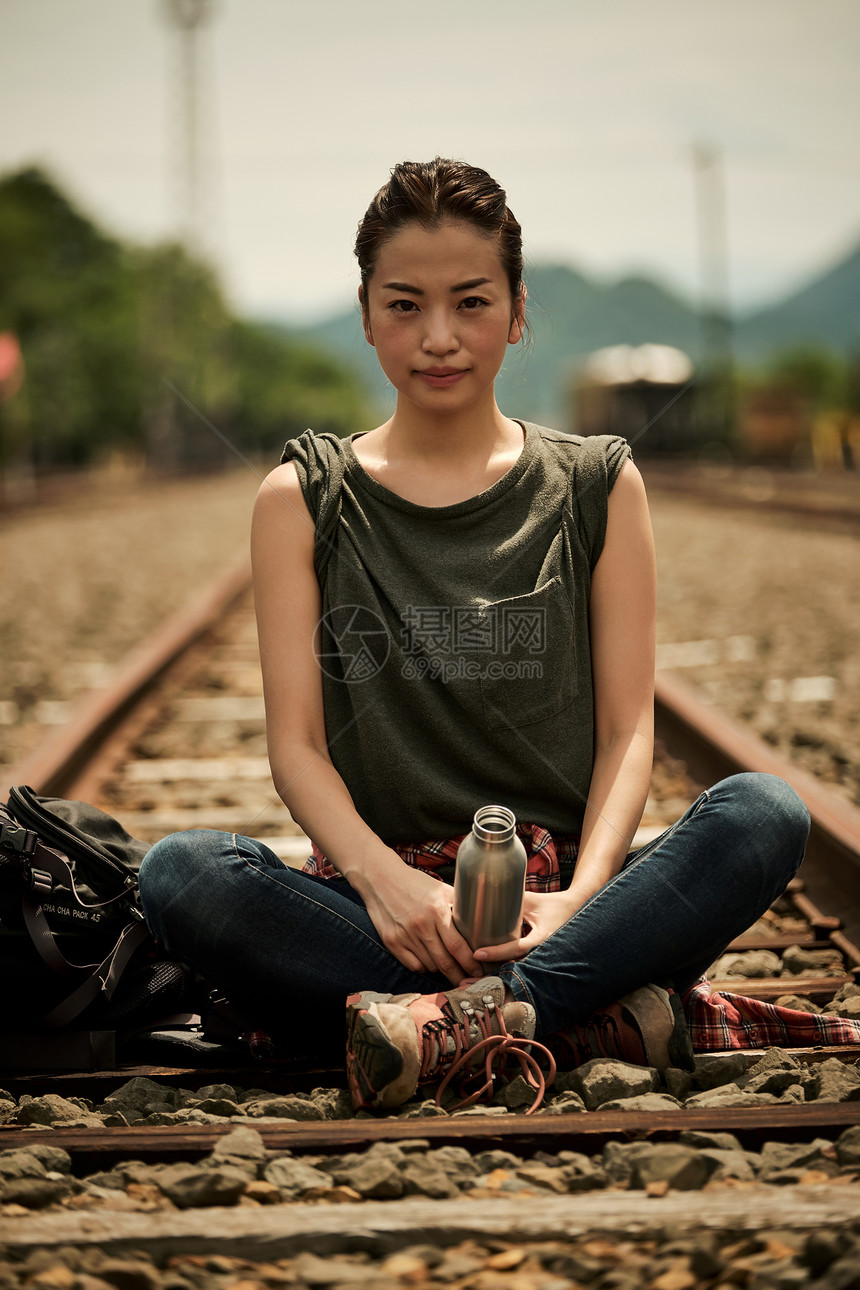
[421,997,556,1115]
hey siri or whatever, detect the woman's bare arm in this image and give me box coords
[251,463,478,983]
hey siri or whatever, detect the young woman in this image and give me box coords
[139,158,812,1113]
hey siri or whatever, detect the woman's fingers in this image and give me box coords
[474,931,533,963]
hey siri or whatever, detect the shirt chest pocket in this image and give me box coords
[478,576,579,731]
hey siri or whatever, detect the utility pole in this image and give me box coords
[692,141,735,448]
[165,0,214,251]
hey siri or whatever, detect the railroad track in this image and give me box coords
[639,460,860,534]
[2,554,860,1279]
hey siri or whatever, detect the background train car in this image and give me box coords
[571,343,703,455]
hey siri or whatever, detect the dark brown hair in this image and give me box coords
[355,157,524,306]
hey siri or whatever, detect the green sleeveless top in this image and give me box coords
[280,423,631,843]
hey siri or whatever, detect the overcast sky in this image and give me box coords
[2,0,859,322]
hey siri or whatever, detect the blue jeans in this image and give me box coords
[138,773,809,1058]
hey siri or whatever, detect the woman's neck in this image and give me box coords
[353,399,526,507]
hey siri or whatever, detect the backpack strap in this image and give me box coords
[39,920,150,1028]
[21,840,141,979]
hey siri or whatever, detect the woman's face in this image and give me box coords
[361,219,524,418]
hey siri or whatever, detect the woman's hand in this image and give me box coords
[360,860,481,985]
[473,886,589,965]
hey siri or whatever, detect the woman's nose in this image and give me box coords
[421,310,459,355]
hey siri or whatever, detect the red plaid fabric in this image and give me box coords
[303,822,579,893]
[682,977,860,1051]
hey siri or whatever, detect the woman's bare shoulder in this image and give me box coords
[253,460,313,530]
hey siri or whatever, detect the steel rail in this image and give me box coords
[4,552,252,798]
[654,669,860,950]
[1,1103,859,1168]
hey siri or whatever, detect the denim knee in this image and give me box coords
[726,771,810,881]
[138,829,226,937]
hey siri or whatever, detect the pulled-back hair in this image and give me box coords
[355,158,524,305]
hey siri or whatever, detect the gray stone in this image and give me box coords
[309,1086,355,1120]
[208,1125,267,1160]
[742,1046,801,1077]
[0,1174,76,1207]
[778,1084,806,1103]
[743,1068,804,1096]
[191,1082,240,1102]
[537,1091,587,1114]
[102,1110,141,1128]
[774,994,818,1013]
[564,1057,660,1110]
[781,943,844,975]
[805,1058,860,1103]
[598,1092,682,1112]
[399,1157,459,1198]
[191,1097,243,1117]
[630,1143,715,1190]
[698,1147,757,1181]
[679,1128,744,1152]
[0,1149,48,1180]
[243,1094,325,1120]
[0,1099,16,1125]
[450,1103,510,1116]
[407,1147,473,1190]
[82,1169,128,1191]
[138,1108,224,1126]
[835,1124,860,1168]
[499,1073,543,1111]
[396,1098,448,1118]
[337,1155,404,1198]
[692,1051,750,1089]
[21,1143,72,1174]
[600,1140,655,1186]
[514,1162,569,1193]
[472,1149,521,1173]
[100,1076,181,1113]
[759,1138,834,1175]
[155,1162,247,1208]
[711,949,782,978]
[684,1083,781,1108]
[13,1093,103,1127]
[663,1067,694,1101]
[262,1156,333,1196]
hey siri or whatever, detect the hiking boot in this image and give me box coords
[346,977,556,1114]
[548,983,695,1073]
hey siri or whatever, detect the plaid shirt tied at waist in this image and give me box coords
[303,822,579,892]
[303,825,860,1053]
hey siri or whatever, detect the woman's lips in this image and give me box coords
[416,368,468,388]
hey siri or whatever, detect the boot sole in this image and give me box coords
[346,994,404,1111]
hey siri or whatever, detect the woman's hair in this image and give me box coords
[355,157,524,305]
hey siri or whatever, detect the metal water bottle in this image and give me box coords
[453,805,527,950]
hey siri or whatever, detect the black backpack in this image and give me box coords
[0,785,195,1069]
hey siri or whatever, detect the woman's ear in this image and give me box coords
[359,286,375,347]
[508,284,527,345]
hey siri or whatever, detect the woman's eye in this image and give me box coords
[389,299,418,313]
[459,296,488,310]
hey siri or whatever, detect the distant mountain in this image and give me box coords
[269,238,860,428]
[736,242,860,361]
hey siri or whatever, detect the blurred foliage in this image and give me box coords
[0,166,374,472]
[761,346,856,411]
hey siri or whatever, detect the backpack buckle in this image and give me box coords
[0,821,38,858]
